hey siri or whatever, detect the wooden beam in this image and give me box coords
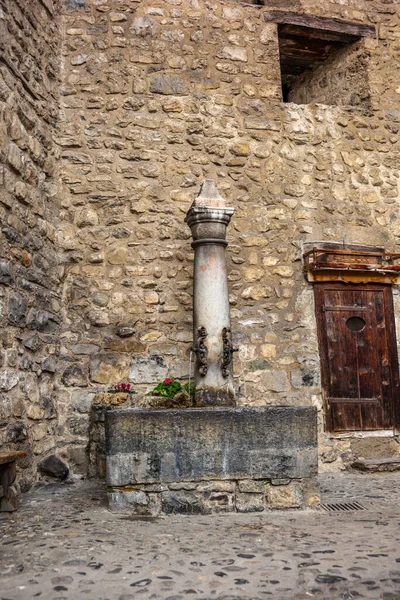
[0,451,28,465]
[279,36,345,61]
[264,11,376,39]
[279,24,358,45]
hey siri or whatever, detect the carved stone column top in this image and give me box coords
[192,179,228,208]
[185,180,234,248]
[185,206,234,240]
[184,205,234,228]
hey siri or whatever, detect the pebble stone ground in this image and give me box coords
[1,473,400,600]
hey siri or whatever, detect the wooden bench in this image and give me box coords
[0,451,28,512]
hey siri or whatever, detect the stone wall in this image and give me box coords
[0,0,63,488]
[2,0,400,485]
[109,477,318,515]
[56,0,400,475]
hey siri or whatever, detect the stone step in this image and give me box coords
[352,457,400,473]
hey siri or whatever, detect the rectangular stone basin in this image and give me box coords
[106,406,319,515]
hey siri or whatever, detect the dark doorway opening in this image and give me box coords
[263,12,376,103]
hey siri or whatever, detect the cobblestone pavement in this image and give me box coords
[1,473,400,600]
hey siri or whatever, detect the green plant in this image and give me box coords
[150,378,182,398]
[182,381,196,398]
[148,379,196,399]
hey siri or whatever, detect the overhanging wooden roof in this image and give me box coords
[304,247,400,284]
[263,11,376,39]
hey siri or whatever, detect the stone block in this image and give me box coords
[26,308,58,333]
[236,492,265,512]
[208,491,235,511]
[218,46,248,62]
[131,16,157,37]
[197,481,235,493]
[249,359,272,372]
[0,370,19,392]
[72,390,93,414]
[260,344,276,358]
[319,441,340,464]
[161,491,210,515]
[260,23,279,45]
[108,489,161,516]
[116,327,135,338]
[270,478,291,485]
[291,368,320,389]
[168,360,190,379]
[38,455,69,480]
[24,336,42,352]
[75,208,98,228]
[150,74,188,96]
[238,479,265,493]
[26,403,45,420]
[63,0,89,10]
[260,370,290,392]
[244,119,281,131]
[6,422,28,443]
[0,397,13,419]
[222,6,243,21]
[0,261,14,286]
[106,407,318,486]
[90,354,130,384]
[266,481,301,509]
[141,483,168,492]
[70,344,100,355]
[168,482,198,491]
[162,99,182,113]
[129,355,167,384]
[65,446,89,475]
[303,479,321,507]
[61,365,87,387]
[6,142,23,173]
[230,143,250,156]
[41,357,56,373]
[350,437,400,459]
[7,292,26,326]
[67,415,89,436]
[91,404,108,424]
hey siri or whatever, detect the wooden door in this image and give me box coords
[315,283,400,432]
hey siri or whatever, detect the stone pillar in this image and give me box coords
[185,180,236,407]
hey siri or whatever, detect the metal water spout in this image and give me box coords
[185,180,237,407]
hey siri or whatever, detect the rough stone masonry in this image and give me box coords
[1,0,400,487]
[105,406,319,514]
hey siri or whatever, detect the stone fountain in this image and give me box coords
[106,181,319,515]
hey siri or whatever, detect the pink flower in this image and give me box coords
[127,384,131,391]
[164,379,172,385]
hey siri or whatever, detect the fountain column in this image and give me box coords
[185,180,236,407]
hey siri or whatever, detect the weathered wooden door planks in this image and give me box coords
[315,283,400,432]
